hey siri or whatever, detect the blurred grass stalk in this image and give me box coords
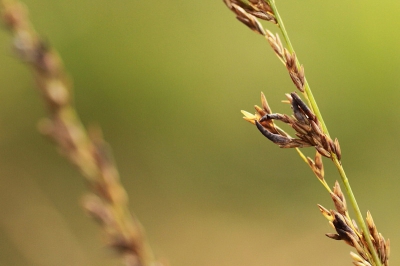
[0,1,159,265]
[224,0,389,265]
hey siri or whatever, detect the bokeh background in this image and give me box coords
[0,0,399,265]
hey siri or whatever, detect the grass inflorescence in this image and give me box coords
[0,1,161,266]
[224,0,389,265]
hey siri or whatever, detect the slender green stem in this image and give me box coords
[266,1,382,265]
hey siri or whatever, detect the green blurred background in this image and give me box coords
[0,0,399,265]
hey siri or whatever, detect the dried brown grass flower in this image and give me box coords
[319,182,389,266]
[243,92,340,160]
[0,1,160,265]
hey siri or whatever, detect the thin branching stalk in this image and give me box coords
[0,1,159,265]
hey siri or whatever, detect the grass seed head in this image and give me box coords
[223,0,278,35]
[245,92,338,158]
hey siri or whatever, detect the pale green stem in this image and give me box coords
[266,1,382,265]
